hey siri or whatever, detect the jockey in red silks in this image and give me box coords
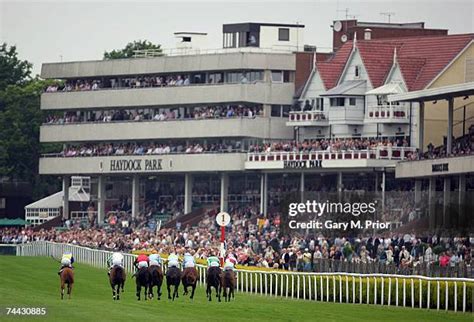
[224,253,237,272]
[133,253,149,276]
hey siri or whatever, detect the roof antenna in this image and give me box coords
[380,12,396,23]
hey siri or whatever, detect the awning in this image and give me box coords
[389,81,474,102]
[366,82,404,95]
[25,187,90,210]
[0,218,29,226]
[321,80,367,96]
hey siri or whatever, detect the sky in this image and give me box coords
[1,0,473,75]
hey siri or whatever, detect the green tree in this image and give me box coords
[103,40,162,59]
[0,43,60,199]
[0,43,33,92]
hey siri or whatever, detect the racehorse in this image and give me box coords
[135,266,150,301]
[221,269,236,302]
[181,267,198,300]
[60,267,74,300]
[148,265,164,300]
[206,266,222,302]
[166,266,181,301]
[109,266,126,300]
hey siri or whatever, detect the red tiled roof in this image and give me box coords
[317,42,353,89]
[395,34,474,90]
[356,41,402,88]
[356,34,474,91]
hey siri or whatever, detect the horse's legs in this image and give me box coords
[60,281,64,300]
[68,283,73,299]
[158,281,162,300]
[217,285,221,302]
[136,285,141,301]
[190,283,196,300]
[223,286,227,302]
[206,284,211,301]
[111,282,116,300]
[144,285,148,301]
[183,284,188,296]
[167,283,172,300]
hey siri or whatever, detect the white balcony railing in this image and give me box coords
[288,111,328,123]
[247,147,417,162]
[366,105,408,120]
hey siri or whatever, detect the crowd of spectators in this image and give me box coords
[417,125,474,160]
[44,105,261,125]
[44,71,258,93]
[58,141,243,157]
[2,199,472,276]
[249,137,411,153]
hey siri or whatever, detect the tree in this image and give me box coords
[0,43,33,91]
[103,40,162,59]
[0,44,60,199]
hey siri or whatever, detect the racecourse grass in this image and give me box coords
[0,256,472,322]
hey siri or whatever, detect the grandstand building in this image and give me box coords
[35,22,474,232]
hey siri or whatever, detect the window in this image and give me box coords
[355,66,360,78]
[330,98,345,107]
[315,98,324,110]
[271,105,282,117]
[248,71,264,82]
[278,28,290,41]
[0,198,5,209]
[349,98,356,106]
[283,71,291,82]
[271,71,283,82]
[182,37,192,42]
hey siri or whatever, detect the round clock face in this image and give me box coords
[341,34,348,43]
[333,20,342,32]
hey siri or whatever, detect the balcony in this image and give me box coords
[365,104,409,123]
[39,117,293,143]
[328,107,365,125]
[245,147,417,170]
[286,111,329,127]
[41,83,294,110]
[39,152,247,175]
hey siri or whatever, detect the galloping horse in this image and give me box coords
[221,269,236,302]
[206,266,222,302]
[135,266,150,301]
[109,266,126,300]
[166,266,181,301]
[60,267,74,300]
[148,265,164,300]
[181,267,198,300]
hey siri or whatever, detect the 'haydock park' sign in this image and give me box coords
[283,160,322,169]
[109,159,163,172]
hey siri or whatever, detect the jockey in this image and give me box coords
[183,251,195,268]
[107,251,124,276]
[58,251,74,275]
[149,250,163,267]
[224,253,237,272]
[133,253,149,276]
[207,252,220,269]
[167,251,180,269]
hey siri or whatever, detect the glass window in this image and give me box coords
[349,98,356,106]
[282,105,291,117]
[355,66,360,78]
[283,71,291,82]
[271,71,283,82]
[271,105,282,117]
[330,98,345,107]
[278,28,290,41]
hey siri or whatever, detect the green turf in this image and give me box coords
[0,256,471,322]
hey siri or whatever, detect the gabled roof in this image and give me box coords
[366,82,404,95]
[317,42,353,89]
[25,187,90,209]
[357,34,474,91]
[356,41,403,88]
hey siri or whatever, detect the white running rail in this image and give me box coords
[15,241,473,312]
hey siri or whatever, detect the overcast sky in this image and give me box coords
[1,0,473,75]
